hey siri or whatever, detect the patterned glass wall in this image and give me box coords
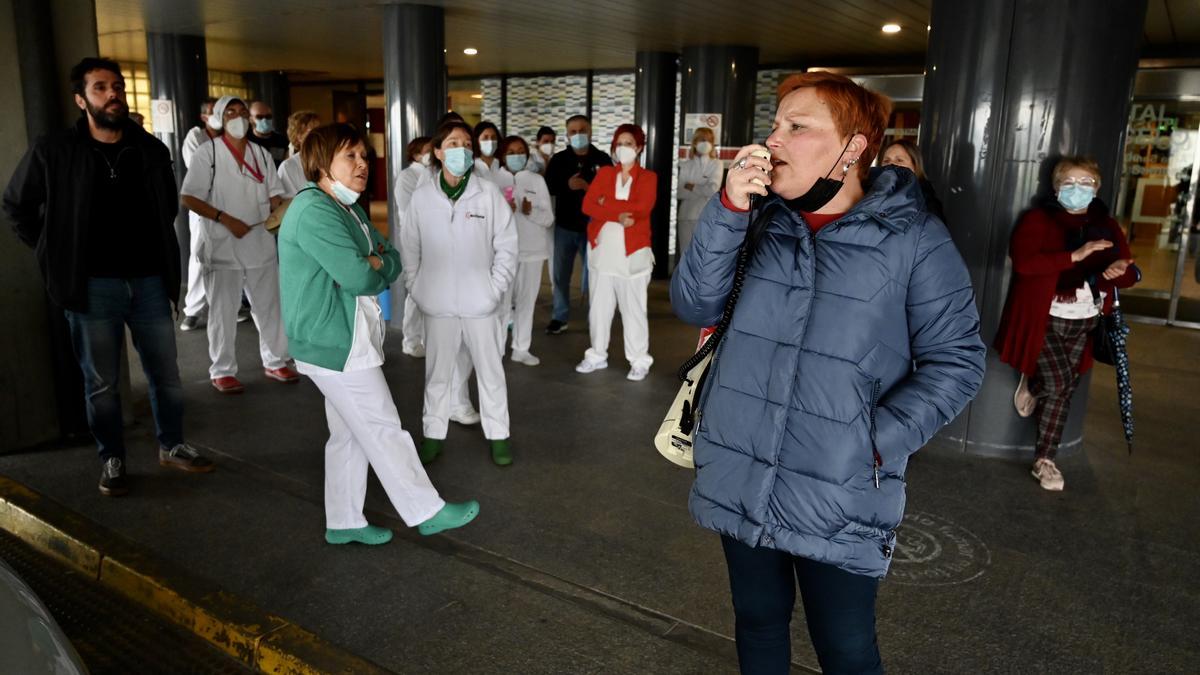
[504,74,587,150]
[480,77,504,127]
[591,72,636,151]
[753,69,790,142]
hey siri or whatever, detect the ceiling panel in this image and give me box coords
[95,0,933,79]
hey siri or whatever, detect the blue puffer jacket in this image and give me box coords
[670,167,985,578]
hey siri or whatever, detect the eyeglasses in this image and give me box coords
[1059,177,1097,187]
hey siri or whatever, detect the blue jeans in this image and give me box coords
[552,227,589,322]
[721,535,883,675]
[64,277,185,460]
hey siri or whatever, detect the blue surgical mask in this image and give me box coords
[330,180,361,206]
[569,133,589,150]
[443,146,473,177]
[505,154,528,173]
[480,139,497,157]
[255,118,273,134]
[1057,184,1095,212]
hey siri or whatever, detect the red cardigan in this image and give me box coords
[994,207,1137,376]
[581,164,657,256]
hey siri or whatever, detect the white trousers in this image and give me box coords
[205,265,289,378]
[585,271,653,369]
[309,367,444,529]
[183,213,207,317]
[401,294,424,352]
[510,260,545,354]
[424,315,509,440]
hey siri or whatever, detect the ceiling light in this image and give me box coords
[470,94,483,99]
[463,48,478,55]
[882,23,901,33]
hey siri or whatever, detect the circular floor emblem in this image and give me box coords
[889,511,990,586]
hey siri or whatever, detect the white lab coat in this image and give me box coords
[181,125,218,317]
[491,168,554,355]
[392,161,435,353]
[401,177,518,318]
[675,154,723,253]
[277,154,307,199]
[180,138,283,270]
[180,137,289,378]
[473,156,505,186]
[401,175,517,440]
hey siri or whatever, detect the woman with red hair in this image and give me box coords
[575,124,658,381]
[671,72,985,672]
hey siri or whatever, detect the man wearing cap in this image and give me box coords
[180,95,298,393]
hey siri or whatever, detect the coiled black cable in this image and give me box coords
[676,198,779,382]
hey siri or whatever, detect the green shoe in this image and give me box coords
[325,525,393,545]
[490,439,513,466]
[418,500,480,536]
[419,438,443,465]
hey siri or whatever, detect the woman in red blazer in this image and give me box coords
[994,156,1139,492]
[575,124,658,381]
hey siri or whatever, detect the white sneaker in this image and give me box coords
[511,350,541,366]
[626,365,649,381]
[403,344,426,358]
[575,358,608,374]
[1031,458,1065,491]
[450,407,481,425]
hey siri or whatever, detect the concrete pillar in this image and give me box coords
[245,70,290,123]
[1,0,99,448]
[680,46,759,148]
[146,32,207,275]
[635,51,679,280]
[920,0,1148,458]
[382,3,446,326]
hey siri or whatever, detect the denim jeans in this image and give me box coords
[721,535,883,675]
[64,277,185,460]
[551,227,589,323]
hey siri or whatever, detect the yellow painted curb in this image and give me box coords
[0,476,390,675]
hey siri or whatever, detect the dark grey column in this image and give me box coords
[382,3,445,325]
[12,0,62,144]
[680,46,759,148]
[635,52,679,280]
[245,70,290,122]
[920,0,1148,458]
[146,32,208,274]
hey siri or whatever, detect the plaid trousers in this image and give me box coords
[1030,315,1098,459]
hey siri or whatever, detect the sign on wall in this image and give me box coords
[150,99,175,134]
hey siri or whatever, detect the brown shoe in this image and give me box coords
[212,376,245,394]
[264,366,300,383]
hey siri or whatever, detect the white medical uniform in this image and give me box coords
[490,167,553,355]
[181,125,217,317]
[181,138,290,379]
[277,153,307,199]
[401,175,518,441]
[392,161,435,354]
[583,172,654,370]
[675,154,723,255]
[473,156,505,186]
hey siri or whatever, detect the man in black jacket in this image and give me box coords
[3,57,214,497]
[544,114,611,334]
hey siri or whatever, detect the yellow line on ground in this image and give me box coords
[0,475,389,675]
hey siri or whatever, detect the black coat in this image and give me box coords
[3,116,181,312]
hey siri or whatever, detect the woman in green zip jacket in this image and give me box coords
[277,123,478,544]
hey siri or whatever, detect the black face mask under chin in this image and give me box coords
[783,137,856,213]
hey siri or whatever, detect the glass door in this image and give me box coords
[1115,100,1200,329]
